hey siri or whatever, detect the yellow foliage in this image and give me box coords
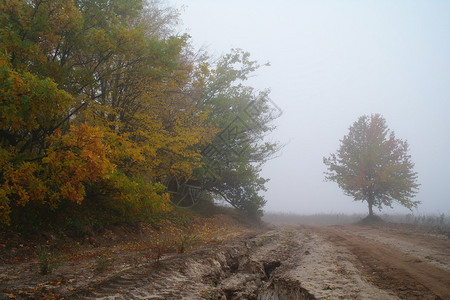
[43,123,115,205]
[0,123,114,224]
[0,0,223,227]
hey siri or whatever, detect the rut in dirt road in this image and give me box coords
[66,230,316,299]
[2,223,448,299]
[64,226,401,300]
[313,225,450,300]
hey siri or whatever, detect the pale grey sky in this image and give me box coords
[168,0,450,215]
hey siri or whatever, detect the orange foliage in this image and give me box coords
[0,0,222,227]
[0,124,114,224]
[43,123,114,205]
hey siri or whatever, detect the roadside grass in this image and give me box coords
[0,213,254,299]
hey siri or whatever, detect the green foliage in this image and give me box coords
[99,172,171,223]
[197,49,280,217]
[324,114,420,216]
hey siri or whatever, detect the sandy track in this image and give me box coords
[63,225,406,299]
[336,224,450,271]
[311,224,450,299]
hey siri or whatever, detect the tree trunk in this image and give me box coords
[368,201,374,216]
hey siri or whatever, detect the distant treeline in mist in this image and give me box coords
[263,212,450,227]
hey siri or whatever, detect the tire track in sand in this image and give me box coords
[312,226,450,299]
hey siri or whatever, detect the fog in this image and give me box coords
[168,0,450,215]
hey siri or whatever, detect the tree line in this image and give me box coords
[0,0,279,229]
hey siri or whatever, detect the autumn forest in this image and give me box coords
[0,0,279,230]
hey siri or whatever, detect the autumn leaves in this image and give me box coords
[0,0,278,227]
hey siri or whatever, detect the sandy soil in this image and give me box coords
[313,223,450,299]
[1,222,449,299]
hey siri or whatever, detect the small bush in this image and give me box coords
[176,226,199,253]
[36,246,61,275]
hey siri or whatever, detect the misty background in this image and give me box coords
[167,0,450,215]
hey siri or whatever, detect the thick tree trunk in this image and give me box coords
[368,202,373,216]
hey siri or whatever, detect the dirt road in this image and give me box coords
[67,223,450,299]
[312,224,450,299]
[1,222,449,299]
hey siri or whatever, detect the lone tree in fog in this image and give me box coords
[323,114,420,216]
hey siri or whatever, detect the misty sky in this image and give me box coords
[167,0,450,215]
